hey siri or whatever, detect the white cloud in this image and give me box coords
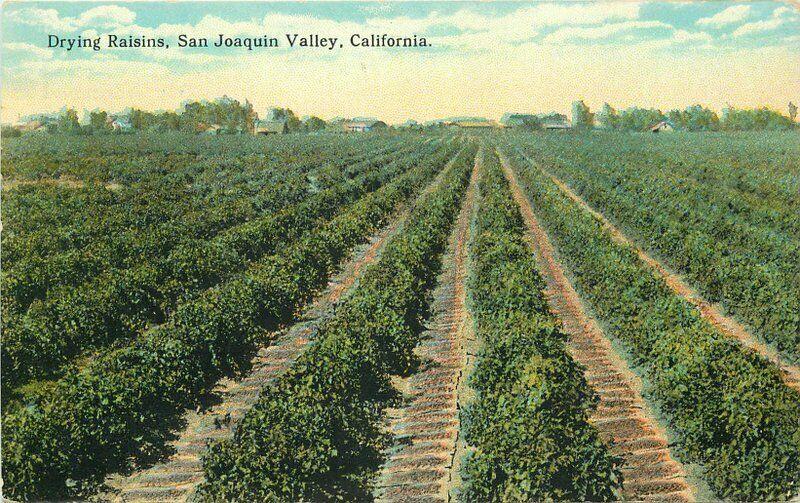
[6,5,136,32]
[672,29,713,43]
[3,42,53,59]
[772,6,794,18]
[733,18,784,37]
[543,21,671,44]
[696,5,751,27]
[72,3,642,52]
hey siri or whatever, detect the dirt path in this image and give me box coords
[373,152,479,503]
[102,155,463,503]
[512,149,800,393]
[498,148,695,502]
[1,176,122,191]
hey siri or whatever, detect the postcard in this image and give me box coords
[1,1,799,502]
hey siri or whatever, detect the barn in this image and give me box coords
[649,120,675,133]
[254,119,288,135]
[343,119,387,132]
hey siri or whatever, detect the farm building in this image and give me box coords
[649,120,675,133]
[536,113,571,130]
[343,119,387,132]
[500,113,538,128]
[110,117,133,132]
[13,120,47,132]
[254,119,288,135]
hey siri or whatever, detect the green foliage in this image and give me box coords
[667,104,720,131]
[197,144,477,501]
[2,138,441,393]
[460,148,621,502]
[2,125,22,138]
[510,132,800,362]
[0,140,456,500]
[722,106,796,131]
[58,108,82,135]
[303,115,327,132]
[504,144,800,501]
[596,103,617,130]
[571,100,594,130]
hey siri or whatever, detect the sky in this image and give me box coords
[1,1,799,123]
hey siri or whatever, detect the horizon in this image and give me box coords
[6,99,797,128]
[2,1,799,124]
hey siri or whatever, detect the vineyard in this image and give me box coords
[1,130,799,502]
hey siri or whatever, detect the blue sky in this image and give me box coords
[2,1,798,122]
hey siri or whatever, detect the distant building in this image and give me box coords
[649,120,675,133]
[500,113,538,128]
[343,119,387,132]
[540,113,571,130]
[254,119,288,135]
[205,124,222,135]
[14,113,57,132]
[13,120,47,132]
[110,117,133,132]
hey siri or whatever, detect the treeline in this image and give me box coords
[5,99,328,136]
[572,101,798,132]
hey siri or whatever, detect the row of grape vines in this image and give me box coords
[1,138,458,500]
[1,138,416,310]
[458,147,622,501]
[195,144,477,501]
[107,144,452,502]
[2,140,446,396]
[509,132,800,363]
[500,143,800,501]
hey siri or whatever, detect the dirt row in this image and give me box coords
[102,154,464,502]
[1,176,122,191]
[373,153,479,503]
[513,149,800,393]
[497,148,696,502]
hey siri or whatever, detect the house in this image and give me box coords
[110,117,133,132]
[649,120,675,133]
[205,124,222,135]
[343,119,387,132]
[14,120,47,132]
[543,121,571,130]
[254,119,288,135]
[500,113,538,128]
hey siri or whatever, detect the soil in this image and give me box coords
[373,152,479,503]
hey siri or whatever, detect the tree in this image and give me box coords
[667,105,720,131]
[596,103,618,130]
[790,102,798,123]
[616,107,665,131]
[2,125,22,138]
[722,106,794,131]
[58,108,81,134]
[89,110,109,133]
[270,108,302,132]
[303,116,327,132]
[130,109,155,130]
[571,100,594,130]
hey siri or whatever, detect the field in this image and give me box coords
[2,130,799,502]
